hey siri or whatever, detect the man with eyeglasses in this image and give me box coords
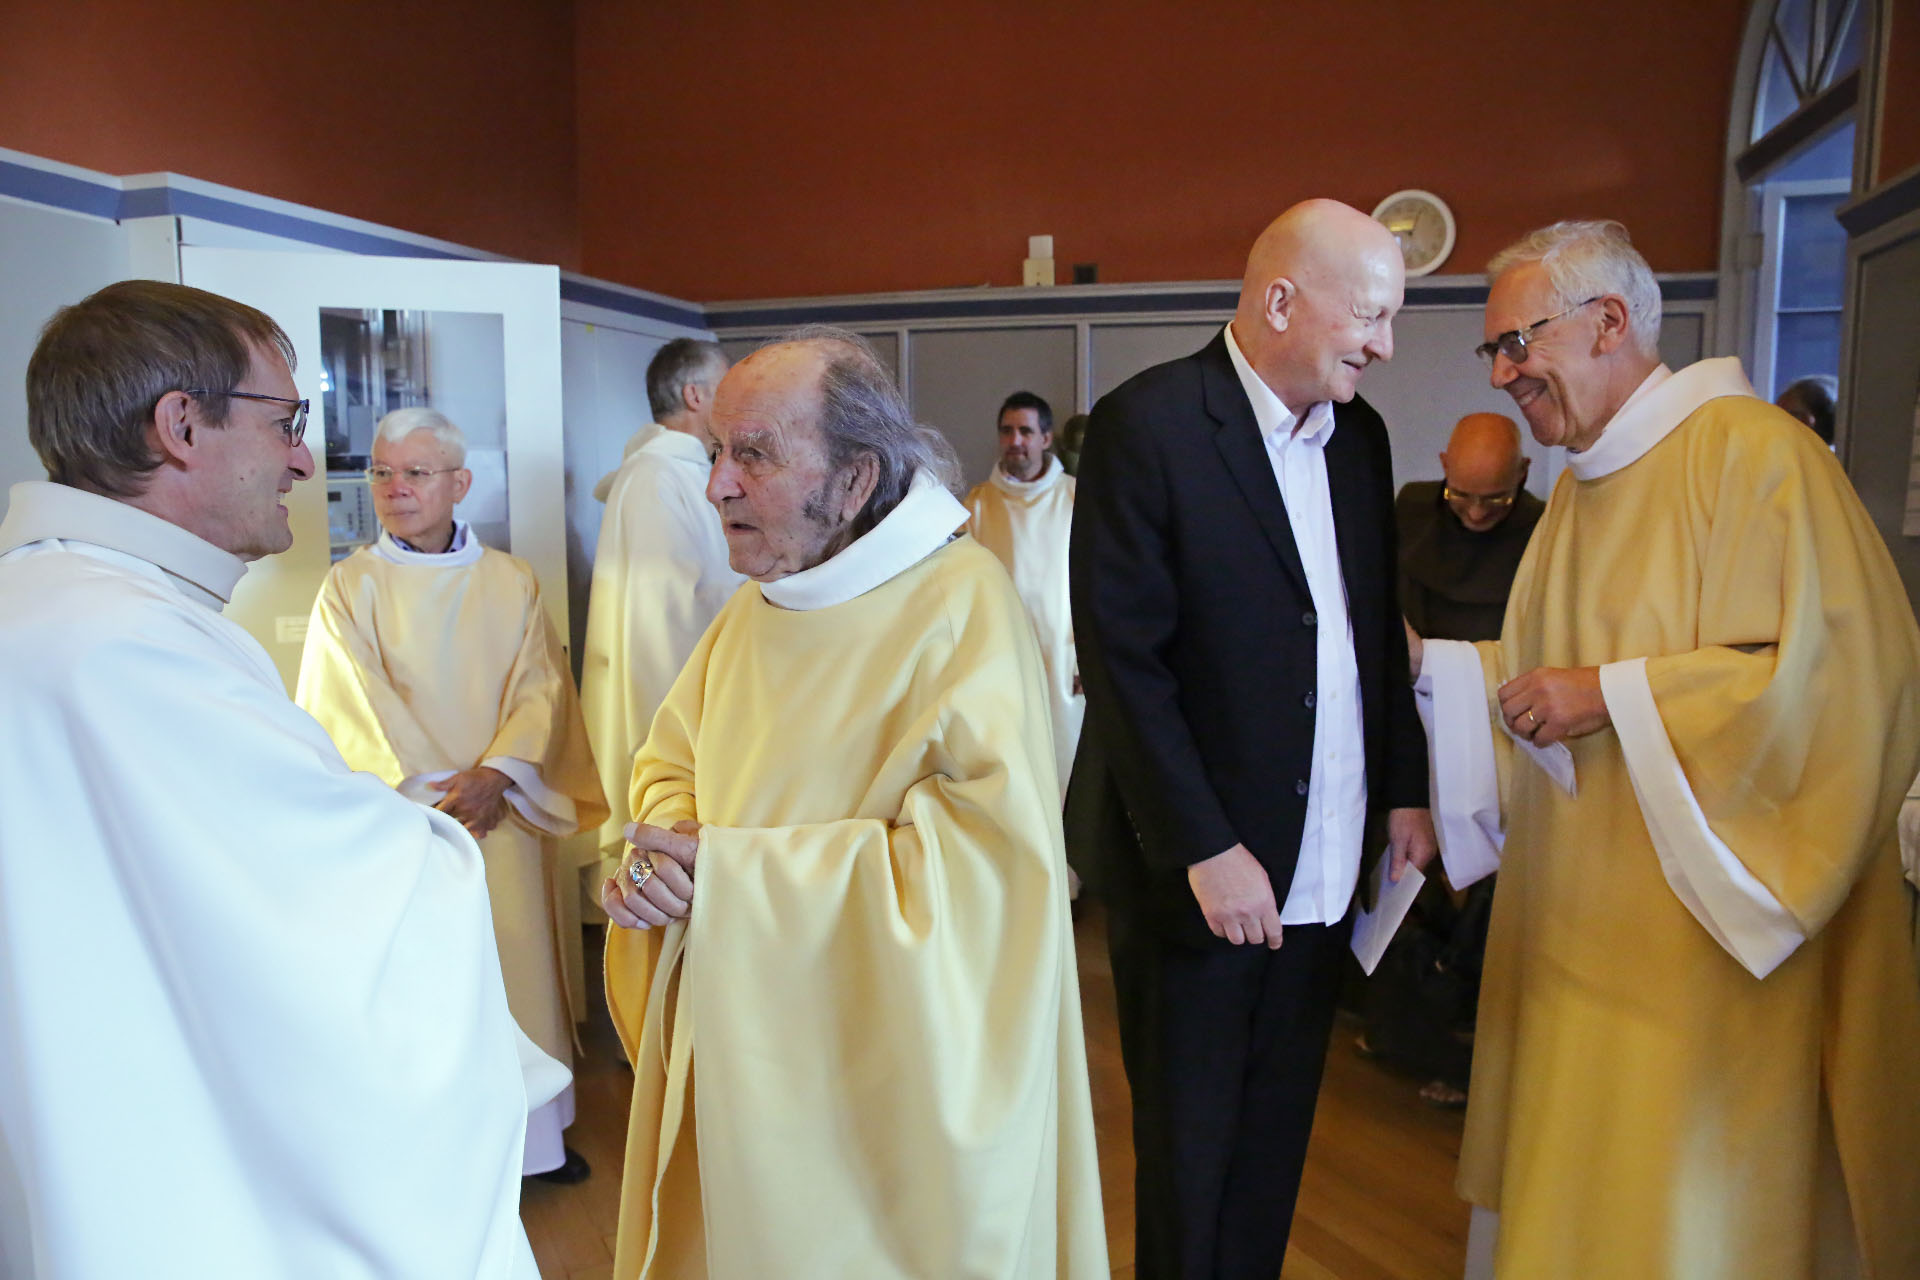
[1395,412,1542,644]
[0,280,560,1276]
[296,405,607,1187]
[1410,220,1920,1277]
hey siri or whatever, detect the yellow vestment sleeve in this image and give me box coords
[483,577,608,833]
[294,569,440,785]
[1641,423,1920,936]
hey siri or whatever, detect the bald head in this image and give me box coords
[1231,200,1405,417]
[1440,412,1528,533]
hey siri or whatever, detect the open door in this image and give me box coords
[180,248,565,691]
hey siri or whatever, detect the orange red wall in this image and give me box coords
[575,0,1748,299]
[1878,0,1920,183]
[3,1,1752,300]
[0,0,581,269]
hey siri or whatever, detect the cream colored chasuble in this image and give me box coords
[296,527,607,1173]
[0,482,560,1279]
[966,455,1084,799]
[1421,360,1920,1278]
[582,424,746,860]
[605,473,1108,1279]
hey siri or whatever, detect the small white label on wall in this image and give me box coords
[275,616,310,645]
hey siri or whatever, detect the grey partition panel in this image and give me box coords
[909,327,1077,488]
[1842,222,1920,607]
[1090,322,1224,403]
[1657,312,1706,372]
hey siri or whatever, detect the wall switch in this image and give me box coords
[1023,257,1055,287]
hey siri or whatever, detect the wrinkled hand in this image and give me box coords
[430,767,512,838]
[1188,843,1283,948]
[1498,666,1609,747]
[600,820,703,931]
[1404,618,1424,683]
[1386,807,1438,884]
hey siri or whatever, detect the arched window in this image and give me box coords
[1718,0,1868,406]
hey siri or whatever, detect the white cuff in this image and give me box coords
[1600,657,1804,978]
[1415,639,1503,888]
[483,756,579,837]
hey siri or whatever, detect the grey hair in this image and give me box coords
[1487,220,1663,358]
[374,406,467,464]
[776,324,962,538]
[646,337,727,421]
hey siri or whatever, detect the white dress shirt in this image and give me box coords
[1224,323,1368,924]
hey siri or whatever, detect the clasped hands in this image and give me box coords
[601,820,703,930]
[1189,807,1437,948]
[430,766,512,838]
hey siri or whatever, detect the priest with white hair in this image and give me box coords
[297,406,607,1183]
[1415,219,1920,1278]
[601,329,1106,1279]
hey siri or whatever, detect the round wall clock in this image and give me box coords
[1372,189,1456,277]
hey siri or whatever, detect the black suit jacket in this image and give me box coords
[1066,331,1427,946]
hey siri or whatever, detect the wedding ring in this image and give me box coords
[628,855,656,890]
[1526,709,1539,727]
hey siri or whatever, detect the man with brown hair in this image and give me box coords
[0,280,554,1278]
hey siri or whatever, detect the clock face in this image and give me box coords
[1371,190,1456,276]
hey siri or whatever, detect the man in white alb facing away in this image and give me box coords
[0,280,561,1279]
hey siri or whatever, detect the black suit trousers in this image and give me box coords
[1109,908,1354,1280]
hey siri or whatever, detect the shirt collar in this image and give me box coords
[1566,358,1758,481]
[0,480,247,609]
[372,518,484,566]
[989,454,1065,497]
[1224,323,1336,448]
[758,469,969,611]
[640,424,714,466]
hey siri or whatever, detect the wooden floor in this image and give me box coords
[522,907,1469,1279]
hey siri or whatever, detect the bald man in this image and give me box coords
[1069,199,1435,1278]
[1396,413,1544,642]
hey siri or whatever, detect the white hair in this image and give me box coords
[1487,220,1662,358]
[373,406,466,464]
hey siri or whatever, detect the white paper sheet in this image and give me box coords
[1350,857,1426,975]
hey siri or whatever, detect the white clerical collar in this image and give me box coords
[1223,322,1335,448]
[641,424,714,466]
[989,454,1066,497]
[1566,358,1758,481]
[759,469,969,611]
[0,480,246,608]
[371,519,484,567]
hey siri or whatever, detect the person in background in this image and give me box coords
[1774,372,1838,446]
[297,406,608,1184]
[1055,411,1090,475]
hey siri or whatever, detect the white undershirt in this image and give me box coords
[1224,323,1368,924]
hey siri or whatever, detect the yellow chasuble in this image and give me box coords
[297,534,608,1132]
[966,456,1083,799]
[605,479,1107,1279]
[1441,362,1920,1278]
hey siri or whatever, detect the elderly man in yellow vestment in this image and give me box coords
[1411,220,1920,1278]
[600,329,1107,1279]
[965,390,1082,803]
[297,407,608,1182]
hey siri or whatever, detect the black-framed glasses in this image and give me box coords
[366,464,463,486]
[1443,486,1519,509]
[1474,296,1601,365]
[182,388,309,446]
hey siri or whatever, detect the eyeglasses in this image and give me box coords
[1474,297,1601,365]
[366,464,463,486]
[1442,486,1519,509]
[182,388,309,446]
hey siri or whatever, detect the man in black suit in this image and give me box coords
[1068,199,1437,1279]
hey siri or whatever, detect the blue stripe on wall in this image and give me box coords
[558,277,707,329]
[0,159,122,220]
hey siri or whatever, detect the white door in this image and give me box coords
[180,248,565,691]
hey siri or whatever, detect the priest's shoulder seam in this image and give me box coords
[1684,396,1850,496]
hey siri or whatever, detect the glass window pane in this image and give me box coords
[1773,310,1842,395]
[1772,121,1854,182]
[1754,40,1804,139]
[1826,0,1863,84]
[1778,193,1848,310]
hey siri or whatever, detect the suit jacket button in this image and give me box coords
[1295,779,1309,796]
[1303,692,1316,708]
[1302,610,1317,627]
